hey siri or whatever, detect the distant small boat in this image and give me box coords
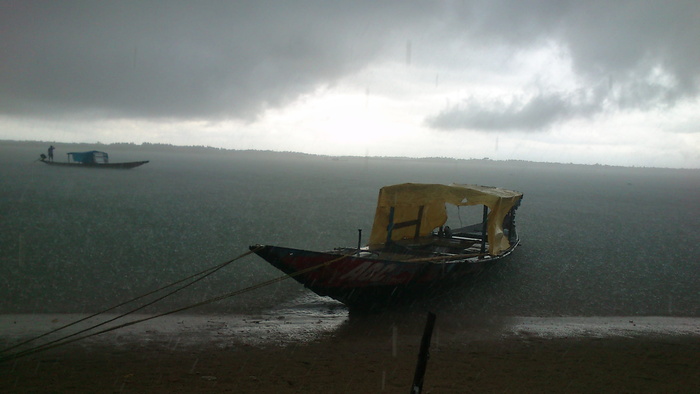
[40,150,149,169]
[251,183,523,309]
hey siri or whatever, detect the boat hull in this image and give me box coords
[250,241,519,309]
[41,160,149,169]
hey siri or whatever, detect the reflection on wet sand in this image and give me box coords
[3,295,700,355]
[3,297,700,393]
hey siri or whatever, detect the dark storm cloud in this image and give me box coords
[428,0,700,132]
[428,90,603,131]
[1,1,698,128]
[0,1,429,120]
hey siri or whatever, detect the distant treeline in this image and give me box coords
[1,139,685,170]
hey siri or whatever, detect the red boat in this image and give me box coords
[251,183,524,309]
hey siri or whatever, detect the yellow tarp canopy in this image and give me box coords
[368,183,523,255]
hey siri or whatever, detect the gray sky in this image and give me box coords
[2,1,699,168]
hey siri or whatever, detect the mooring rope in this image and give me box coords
[0,247,260,359]
[0,248,351,363]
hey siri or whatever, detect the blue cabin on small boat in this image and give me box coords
[67,151,109,164]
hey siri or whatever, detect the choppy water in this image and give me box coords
[2,141,700,321]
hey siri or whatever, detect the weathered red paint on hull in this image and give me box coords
[250,243,518,308]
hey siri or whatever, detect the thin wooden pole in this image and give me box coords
[410,312,437,394]
[480,205,488,254]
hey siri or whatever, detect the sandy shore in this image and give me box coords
[2,314,700,393]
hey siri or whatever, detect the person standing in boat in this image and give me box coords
[48,145,55,162]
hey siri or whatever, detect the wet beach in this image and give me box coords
[2,312,700,393]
